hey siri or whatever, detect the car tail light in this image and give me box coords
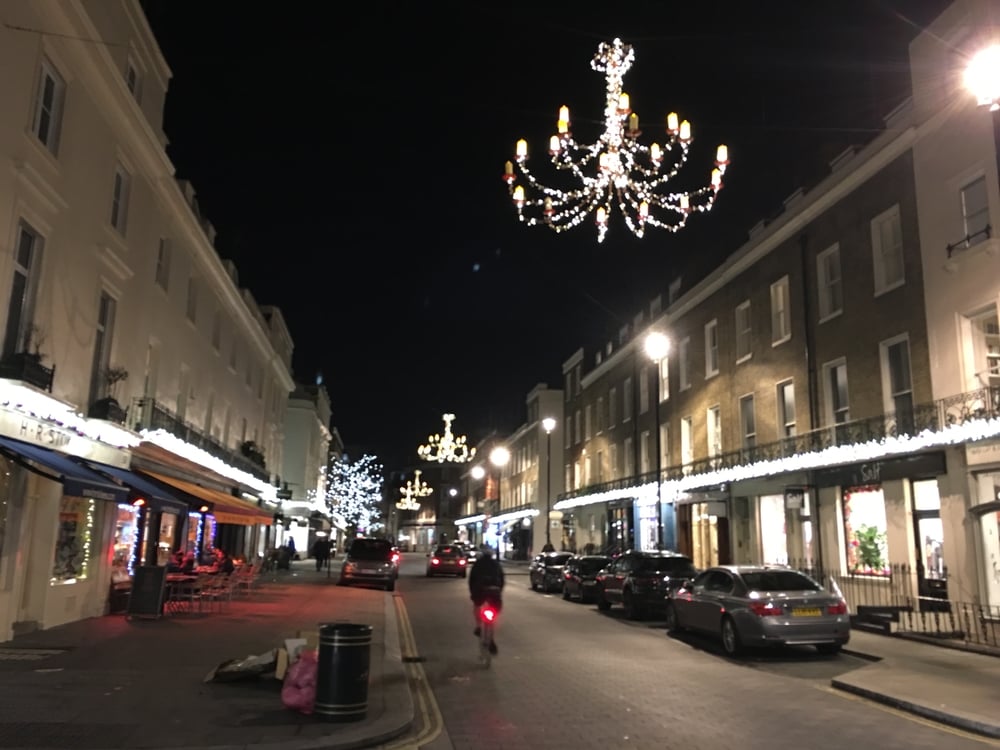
[431,557,440,566]
[749,601,784,617]
[827,600,848,615]
[391,552,400,563]
[459,558,467,566]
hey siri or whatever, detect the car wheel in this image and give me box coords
[385,579,396,592]
[721,616,743,656]
[623,589,642,620]
[596,591,611,611]
[816,643,842,656]
[562,585,571,600]
[665,602,683,633]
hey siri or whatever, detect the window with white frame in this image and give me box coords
[110,165,131,234]
[596,396,604,433]
[659,423,669,469]
[639,366,650,413]
[770,276,791,344]
[707,406,721,460]
[705,319,719,376]
[968,306,1000,385]
[585,404,592,439]
[155,238,171,290]
[609,386,618,424]
[186,277,198,322]
[624,436,634,476]
[2,222,42,358]
[739,394,756,449]
[88,292,117,405]
[871,204,904,294]
[31,59,65,153]
[572,462,580,490]
[623,376,633,421]
[640,430,651,474]
[679,336,691,389]
[735,301,751,361]
[824,359,850,425]
[658,356,669,400]
[681,416,693,472]
[777,380,796,437]
[817,243,843,320]
[882,335,913,431]
[961,175,989,245]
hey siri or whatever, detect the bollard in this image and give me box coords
[314,622,373,722]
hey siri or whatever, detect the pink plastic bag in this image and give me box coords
[281,649,318,715]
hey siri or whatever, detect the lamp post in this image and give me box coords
[542,417,557,550]
[489,445,510,557]
[644,331,670,550]
[966,45,1000,199]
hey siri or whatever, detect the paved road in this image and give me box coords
[394,555,996,750]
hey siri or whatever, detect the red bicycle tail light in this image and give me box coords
[481,606,497,623]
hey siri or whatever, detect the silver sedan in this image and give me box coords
[665,565,850,657]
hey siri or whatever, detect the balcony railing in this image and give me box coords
[946,224,992,258]
[558,385,1000,502]
[130,397,270,483]
[0,352,55,392]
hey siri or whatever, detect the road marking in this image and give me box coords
[373,595,445,750]
[817,685,1000,746]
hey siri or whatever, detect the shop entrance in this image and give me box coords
[606,502,634,554]
[912,479,948,611]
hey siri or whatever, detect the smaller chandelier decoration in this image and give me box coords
[503,37,729,243]
[417,413,476,463]
[397,469,433,511]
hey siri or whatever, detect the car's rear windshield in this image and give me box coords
[348,540,392,561]
[579,558,610,574]
[546,553,573,565]
[636,557,697,575]
[434,546,462,556]
[741,570,821,592]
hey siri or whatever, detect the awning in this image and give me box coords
[139,470,273,526]
[0,435,129,503]
[80,461,189,514]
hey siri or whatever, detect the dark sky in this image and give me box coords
[142,1,953,470]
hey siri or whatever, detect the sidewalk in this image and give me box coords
[0,561,413,750]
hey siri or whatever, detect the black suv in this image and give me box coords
[338,537,399,591]
[595,550,698,620]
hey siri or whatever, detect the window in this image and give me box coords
[961,175,989,244]
[125,57,142,101]
[574,409,581,444]
[609,386,617,425]
[882,336,913,434]
[639,366,650,413]
[595,451,604,483]
[843,487,889,576]
[565,373,572,400]
[681,417,693,472]
[658,356,669,401]
[735,301,751,361]
[770,276,791,344]
[623,377,633,421]
[155,238,171,290]
[705,320,719,376]
[585,404,592,439]
[564,414,572,448]
[739,394,756,450]
[817,243,843,320]
[659,423,669,469]
[609,443,619,479]
[596,397,604,433]
[211,310,222,351]
[777,381,796,438]
[707,406,721,461]
[110,165,131,234]
[824,359,850,437]
[186,277,198,323]
[640,431,651,474]
[624,436,634,476]
[2,223,42,358]
[871,205,904,294]
[968,307,1000,384]
[679,336,691,389]
[31,60,65,153]
[88,292,116,405]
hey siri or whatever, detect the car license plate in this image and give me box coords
[793,607,822,616]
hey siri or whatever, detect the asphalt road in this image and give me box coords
[395,553,995,750]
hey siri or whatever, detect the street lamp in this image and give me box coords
[644,331,670,550]
[966,45,1000,111]
[542,417,557,550]
[489,445,510,556]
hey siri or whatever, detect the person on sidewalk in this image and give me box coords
[312,537,331,572]
[468,545,505,655]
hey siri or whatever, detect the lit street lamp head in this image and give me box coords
[542,417,557,433]
[489,445,511,467]
[966,45,1000,111]
[645,331,670,362]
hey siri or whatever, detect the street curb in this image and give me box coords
[829,679,1000,740]
[840,648,882,663]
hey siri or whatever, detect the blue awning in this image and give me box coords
[80,461,189,513]
[0,436,129,503]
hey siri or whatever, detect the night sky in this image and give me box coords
[142,1,953,471]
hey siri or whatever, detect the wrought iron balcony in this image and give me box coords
[88,397,127,425]
[130,397,271,483]
[0,352,55,392]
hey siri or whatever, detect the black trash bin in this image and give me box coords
[314,622,373,722]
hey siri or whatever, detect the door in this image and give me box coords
[912,479,948,611]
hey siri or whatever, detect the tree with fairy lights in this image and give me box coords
[325,454,385,536]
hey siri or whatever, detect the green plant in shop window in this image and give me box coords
[852,524,887,573]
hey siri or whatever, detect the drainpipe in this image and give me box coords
[799,233,823,569]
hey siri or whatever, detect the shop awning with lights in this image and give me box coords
[0,435,129,503]
[80,461,189,513]
[138,470,273,526]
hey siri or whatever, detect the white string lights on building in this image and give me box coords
[417,413,476,463]
[503,38,729,244]
[397,469,433,511]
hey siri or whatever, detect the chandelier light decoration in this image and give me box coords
[503,37,730,243]
[417,413,476,463]
[397,469,433,511]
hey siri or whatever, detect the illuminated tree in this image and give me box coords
[325,454,384,535]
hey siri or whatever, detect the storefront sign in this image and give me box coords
[784,487,806,509]
[814,451,946,488]
[966,439,1000,467]
[0,408,129,467]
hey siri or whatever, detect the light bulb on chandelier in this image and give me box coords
[503,38,730,244]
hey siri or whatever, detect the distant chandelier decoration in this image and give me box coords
[503,37,730,243]
[397,469,433,511]
[417,413,476,463]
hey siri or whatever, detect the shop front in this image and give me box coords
[964,440,1000,610]
[674,487,730,569]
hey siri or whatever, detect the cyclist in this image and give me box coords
[468,544,505,655]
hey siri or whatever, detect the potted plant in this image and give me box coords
[88,365,129,423]
[0,323,54,391]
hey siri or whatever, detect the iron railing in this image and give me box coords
[0,352,55,392]
[946,224,992,258]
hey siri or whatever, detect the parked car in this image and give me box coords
[338,537,399,591]
[426,544,468,577]
[529,551,574,592]
[595,550,698,619]
[561,555,612,602]
[665,565,850,657]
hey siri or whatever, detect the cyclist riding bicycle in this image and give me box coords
[468,544,505,655]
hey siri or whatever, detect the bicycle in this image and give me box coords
[476,586,502,668]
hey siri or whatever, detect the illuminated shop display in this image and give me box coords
[187,511,203,553]
[112,503,140,579]
[51,497,95,584]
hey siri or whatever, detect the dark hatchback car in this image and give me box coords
[596,550,698,620]
[562,555,612,602]
[338,537,399,591]
[426,544,468,577]
[529,551,574,592]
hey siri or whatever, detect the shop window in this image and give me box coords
[759,494,787,564]
[973,472,1000,609]
[843,486,889,576]
[912,479,944,582]
[112,503,139,580]
[52,497,96,584]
